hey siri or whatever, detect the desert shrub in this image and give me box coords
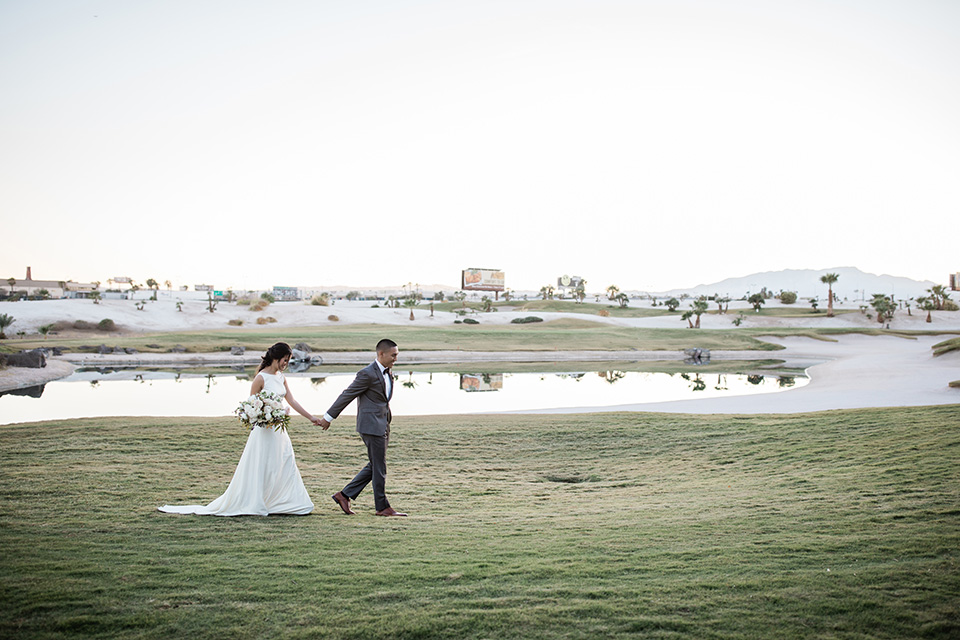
[51,320,73,331]
[327,315,340,322]
[250,300,269,312]
[944,300,959,311]
[780,291,798,304]
[597,309,610,317]
[453,320,462,324]
[98,319,117,331]
[73,320,96,331]
[463,318,480,324]
[260,292,276,303]
[236,298,252,306]
[311,293,330,306]
[256,316,278,325]
[510,316,544,324]
[228,319,244,326]
[371,304,380,308]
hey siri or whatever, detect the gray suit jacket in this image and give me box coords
[326,362,392,436]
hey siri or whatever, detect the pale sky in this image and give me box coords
[2,0,958,292]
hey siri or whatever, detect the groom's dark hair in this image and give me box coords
[376,338,397,353]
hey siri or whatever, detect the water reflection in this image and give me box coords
[0,384,46,399]
[460,373,504,392]
[0,367,808,425]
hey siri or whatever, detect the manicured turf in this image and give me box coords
[2,407,958,638]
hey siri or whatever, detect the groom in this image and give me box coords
[319,338,407,517]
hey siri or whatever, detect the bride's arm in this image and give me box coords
[284,379,320,424]
[250,374,264,396]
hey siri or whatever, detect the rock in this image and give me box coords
[170,345,186,353]
[683,347,710,364]
[145,344,161,349]
[97,344,111,354]
[51,347,63,356]
[7,349,47,368]
[294,342,311,353]
[125,348,138,354]
[231,346,246,356]
[291,349,310,362]
[113,346,126,354]
[0,384,45,398]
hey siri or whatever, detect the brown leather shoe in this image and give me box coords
[332,492,356,515]
[375,507,407,517]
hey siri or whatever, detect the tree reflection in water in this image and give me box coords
[747,375,764,385]
[715,374,728,391]
[680,373,707,391]
[599,371,626,384]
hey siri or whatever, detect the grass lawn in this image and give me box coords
[4,320,958,356]
[447,299,673,318]
[1,407,958,639]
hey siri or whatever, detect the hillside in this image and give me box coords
[653,267,938,300]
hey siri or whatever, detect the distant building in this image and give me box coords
[950,273,960,291]
[272,286,299,301]
[3,267,97,299]
[195,284,214,292]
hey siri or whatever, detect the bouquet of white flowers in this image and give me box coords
[235,390,290,432]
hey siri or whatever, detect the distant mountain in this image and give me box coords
[653,267,938,301]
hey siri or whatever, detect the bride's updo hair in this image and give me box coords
[258,342,293,372]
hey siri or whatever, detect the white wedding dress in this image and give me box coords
[159,371,314,516]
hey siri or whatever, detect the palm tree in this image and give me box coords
[38,323,54,340]
[164,280,172,290]
[748,293,765,312]
[870,293,896,324]
[606,285,620,301]
[573,280,587,304]
[916,296,936,323]
[928,285,950,310]
[683,298,709,328]
[615,292,629,308]
[539,285,555,300]
[0,313,14,339]
[820,273,839,317]
[146,278,159,301]
[664,297,680,312]
[7,277,15,294]
[716,296,731,314]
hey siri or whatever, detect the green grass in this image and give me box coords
[2,408,959,639]
[5,321,959,357]
[433,299,671,318]
[933,336,960,357]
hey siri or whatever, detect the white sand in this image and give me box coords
[1,298,958,412]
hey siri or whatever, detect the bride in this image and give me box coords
[159,342,320,516]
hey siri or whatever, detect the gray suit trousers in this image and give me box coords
[343,431,390,512]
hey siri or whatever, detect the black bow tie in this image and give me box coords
[383,368,392,376]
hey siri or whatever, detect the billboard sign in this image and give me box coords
[557,274,583,289]
[195,284,213,291]
[112,276,132,284]
[460,373,504,392]
[462,268,505,292]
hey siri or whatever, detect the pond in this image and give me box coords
[0,365,808,425]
